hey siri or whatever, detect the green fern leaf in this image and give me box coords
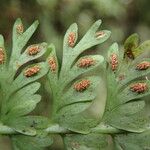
[0,19,49,136]
[47,20,111,133]
[96,41,150,133]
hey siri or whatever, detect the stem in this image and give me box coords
[44,124,71,134]
[0,123,71,135]
[0,122,123,135]
[0,123,16,134]
[90,123,123,134]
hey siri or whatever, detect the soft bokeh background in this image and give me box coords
[0,0,150,149]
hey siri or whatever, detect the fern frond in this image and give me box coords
[47,20,111,133]
[0,19,49,136]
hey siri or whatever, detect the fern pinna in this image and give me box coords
[64,34,150,150]
[0,19,150,150]
[0,19,52,149]
[47,20,110,134]
[47,21,150,149]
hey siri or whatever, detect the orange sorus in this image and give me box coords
[16,24,24,34]
[0,47,5,64]
[24,65,40,77]
[74,79,90,92]
[130,82,148,94]
[48,57,57,72]
[77,57,95,68]
[95,31,105,39]
[68,32,76,47]
[27,45,40,55]
[136,61,150,70]
[110,53,118,71]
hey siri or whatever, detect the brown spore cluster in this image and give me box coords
[77,57,95,68]
[48,57,57,72]
[27,45,40,55]
[136,61,150,70]
[68,32,76,47]
[95,31,105,39]
[74,79,90,92]
[0,47,5,64]
[110,53,118,71]
[16,24,24,34]
[130,83,148,94]
[24,65,40,77]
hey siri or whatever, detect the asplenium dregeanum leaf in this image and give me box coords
[1,19,150,150]
[95,39,150,133]
[74,35,150,150]
[47,20,111,133]
[0,18,49,136]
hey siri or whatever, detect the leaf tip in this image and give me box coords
[33,20,39,28]
[95,19,102,26]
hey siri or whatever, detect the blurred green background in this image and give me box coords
[0,0,150,149]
